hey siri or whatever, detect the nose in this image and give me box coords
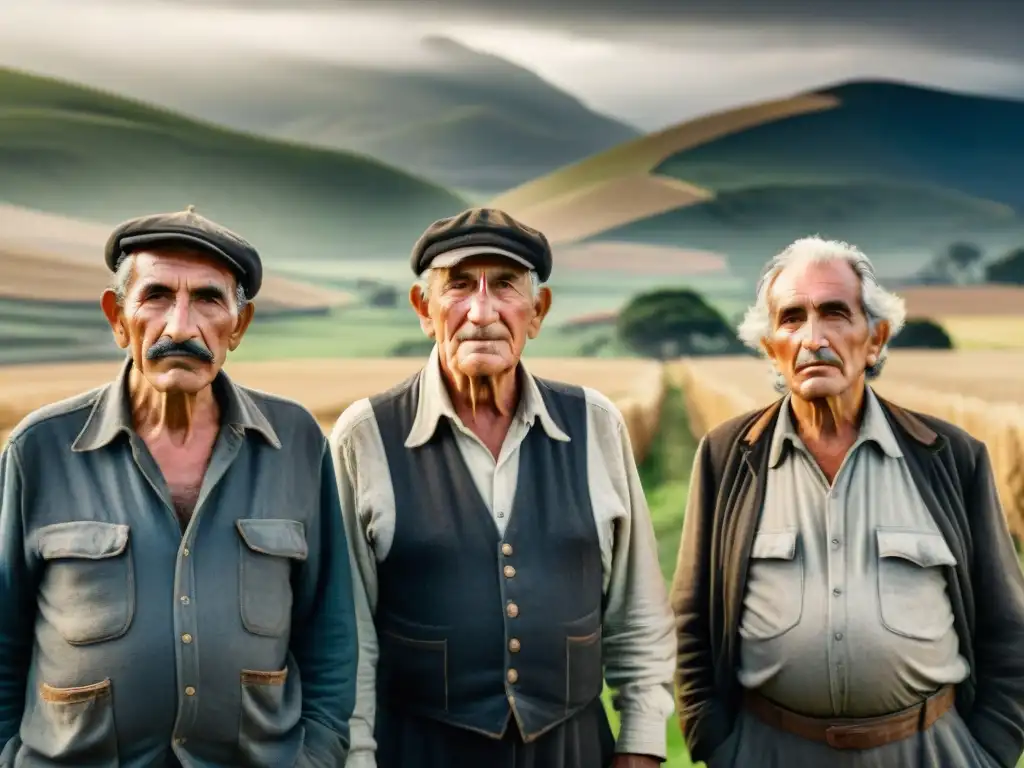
[164,293,199,341]
[800,315,828,350]
[466,274,498,326]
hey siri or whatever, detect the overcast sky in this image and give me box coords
[2,0,1023,130]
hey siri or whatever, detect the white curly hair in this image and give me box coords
[736,236,907,387]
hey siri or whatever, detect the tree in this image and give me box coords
[985,248,1024,285]
[616,288,739,360]
[889,318,953,349]
[914,241,984,285]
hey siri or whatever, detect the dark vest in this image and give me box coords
[369,372,604,741]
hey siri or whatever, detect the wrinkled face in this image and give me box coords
[763,258,888,401]
[410,256,551,378]
[101,248,254,395]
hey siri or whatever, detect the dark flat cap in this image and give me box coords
[411,207,552,282]
[104,205,263,298]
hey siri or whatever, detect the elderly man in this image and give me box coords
[0,206,358,767]
[330,207,676,768]
[671,236,1024,768]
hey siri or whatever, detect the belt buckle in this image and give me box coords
[824,724,862,750]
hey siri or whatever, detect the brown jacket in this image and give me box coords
[670,393,1024,767]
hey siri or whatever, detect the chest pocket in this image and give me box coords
[236,519,308,637]
[739,530,804,641]
[876,528,957,642]
[37,521,134,645]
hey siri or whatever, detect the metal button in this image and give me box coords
[507,602,519,618]
[830,538,840,547]
[832,588,841,597]
[503,565,516,578]
[507,669,518,684]
[182,547,190,557]
[497,511,505,518]
[174,737,186,746]
[508,694,515,705]
[834,632,843,641]
[501,543,513,556]
[180,596,190,605]
[184,686,196,696]
[181,633,193,644]
[509,638,521,652]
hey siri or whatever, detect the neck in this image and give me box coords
[444,365,520,426]
[128,366,219,445]
[789,381,866,444]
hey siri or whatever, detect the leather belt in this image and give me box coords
[742,684,956,750]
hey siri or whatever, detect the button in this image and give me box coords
[507,669,518,684]
[174,737,186,746]
[506,602,519,618]
[497,511,505,519]
[180,596,190,605]
[832,588,841,597]
[501,543,513,556]
[509,638,521,652]
[181,633,193,644]
[834,632,843,641]
[508,694,515,705]
[830,538,840,547]
[504,565,516,578]
[184,686,196,696]
[182,547,190,557]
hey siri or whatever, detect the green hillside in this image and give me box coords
[0,66,468,265]
[493,80,1024,277]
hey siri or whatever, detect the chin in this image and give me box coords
[455,352,512,378]
[145,366,215,394]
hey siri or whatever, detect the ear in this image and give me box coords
[866,319,891,366]
[227,302,256,351]
[526,286,552,339]
[100,290,130,349]
[408,284,435,338]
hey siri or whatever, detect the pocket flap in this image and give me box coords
[37,521,129,561]
[750,530,797,560]
[877,529,956,568]
[236,519,308,561]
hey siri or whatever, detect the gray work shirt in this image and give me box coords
[737,387,971,717]
[0,358,358,768]
[329,345,676,766]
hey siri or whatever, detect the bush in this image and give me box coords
[985,248,1024,285]
[889,318,954,349]
[616,288,739,360]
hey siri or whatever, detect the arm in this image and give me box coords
[599,406,676,762]
[289,438,359,767]
[0,442,33,765]
[962,442,1024,768]
[669,435,731,764]
[329,419,381,768]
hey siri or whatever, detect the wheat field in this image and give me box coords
[0,357,666,463]
[670,350,1024,541]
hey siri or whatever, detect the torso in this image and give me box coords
[143,428,218,529]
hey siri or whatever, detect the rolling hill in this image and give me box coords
[491,80,1024,278]
[0,66,467,266]
[8,36,640,198]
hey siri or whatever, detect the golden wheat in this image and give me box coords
[670,350,1024,541]
[0,358,666,463]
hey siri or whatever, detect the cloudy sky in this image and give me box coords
[2,0,1023,130]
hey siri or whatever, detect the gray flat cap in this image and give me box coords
[104,205,263,298]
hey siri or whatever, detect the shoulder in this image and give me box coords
[328,397,380,450]
[5,386,105,453]
[237,385,325,448]
[703,404,774,450]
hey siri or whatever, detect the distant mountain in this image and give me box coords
[491,80,1024,278]
[13,37,640,198]
[0,66,466,265]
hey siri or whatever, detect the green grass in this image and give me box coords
[0,66,466,264]
[600,382,700,766]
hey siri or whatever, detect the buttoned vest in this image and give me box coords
[369,372,604,741]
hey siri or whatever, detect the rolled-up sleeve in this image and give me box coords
[600,409,676,759]
[289,438,359,766]
[0,441,33,764]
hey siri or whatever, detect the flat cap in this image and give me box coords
[104,205,263,299]
[410,207,552,283]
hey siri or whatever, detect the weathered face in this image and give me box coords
[763,258,888,401]
[101,248,254,395]
[410,255,552,378]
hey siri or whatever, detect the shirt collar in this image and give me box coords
[768,385,903,468]
[72,356,282,452]
[404,344,571,448]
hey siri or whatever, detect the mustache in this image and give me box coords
[145,337,214,362]
[795,346,842,370]
[455,326,508,342]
